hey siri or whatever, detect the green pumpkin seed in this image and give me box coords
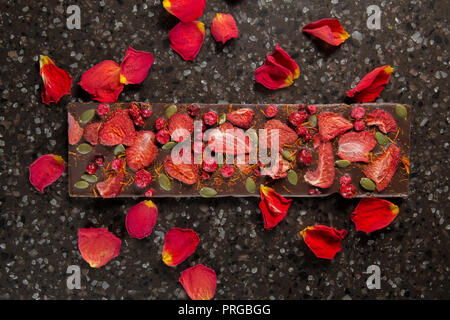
[335,160,351,168]
[162,141,177,150]
[158,174,172,191]
[375,132,389,146]
[308,115,317,127]
[74,180,89,189]
[165,105,177,119]
[360,177,376,191]
[81,174,98,183]
[199,187,217,198]
[395,104,407,119]
[114,144,125,156]
[79,109,96,124]
[287,170,298,185]
[76,143,92,154]
[218,113,227,125]
[282,150,294,161]
[245,177,256,193]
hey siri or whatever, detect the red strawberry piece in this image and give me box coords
[144,188,155,197]
[98,109,136,146]
[97,104,110,117]
[261,119,298,150]
[129,102,141,119]
[337,131,376,163]
[340,184,356,199]
[308,187,322,195]
[164,154,199,185]
[140,103,152,118]
[264,105,278,118]
[68,113,84,145]
[133,115,145,127]
[354,120,365,131]
[304,140,335,188]
[207,122,253,155]
[155,118,167,130]
[226,108,255,129]
[203,111,218,126]
[111,158,123,171]
[363,145,401,191]
[297,148,312,166]
[307,104,317,114]
[169,113,194,142]
[187,104,200,117]
[260,153,290,179]
[86,162,97,175]
[135,169,152,188]
[317,112,353,141]
[94,154,105,166]
[126,131,158,171]
[201,170,212,180]
[96,172,124,198]
[288,110,308,127]
[351,106,365,119]
[202,157,218,173]
[156,129,171,145]
[83,122,100,145]
[339,174,352,186]
[221,164,235,178]
[366,109,397,134]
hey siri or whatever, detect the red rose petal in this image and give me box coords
[366,109,397,134]
[169,21,205,61]
[125,200,158,239]
[179,264,217,300]
[304,139,335,189]
[78,228,121,268]
[39,55,73,105]
[163,0,206,22]
[337,131,376,163]
[300,225,347,260]
[68,112,84,145]
[96,172,124,198]
[211,13,238,44]
[363,144,401,191]
[119,46,154,85]
[79,60,124,103]
[347,66,394,103]
[351,197,399,234]
[317,112,353,141]
[259,185,292,230]
[29,154,65,193]
[302,18,350,46]
[162,228,200,267]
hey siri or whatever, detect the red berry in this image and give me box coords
[307,104,317,114]
[129,103,141,119]
[97,104,110,116]
[111,158,123,171]
[288,111,308,127]
[86,162,97,175]
[201,170,212,180]
[297,148,312,166]
[354,120,365,131]
[135,169,152,188]
[144,188,155,197]
[203,111,218,126]
[202,157,218,172]
[221,164,235,178]
[340,184,356,199]
[351,106,366,120]
[155,118,167,130]
[156,129,171,145]
[298,104,306,111]
[339,174,352,186]
[303,131,312,141]
[296,126,308,136]
[265,105,278,118]
[308,187,322,195]
[93,154,105,166]
[133,115,145,127]
[187,104,200,117]
[141,106,152,118]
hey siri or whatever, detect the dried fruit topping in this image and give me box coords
[68,113,84,145]
[255,44,300,89]
[226,108,255,129]
[135,169,152,188]
[339,174,352,186]
[308,187,322,195]
[98,109,136,146]
[211,13,238,44]
[29,154,65,193]
[297,148,312,166]
[187,104,200,117]
[39,55,73,105]
[86,162,98,175]
[126,131,158,171]
[304,140,335,188]
[288,110,308,127]
[156,129,171,145]
[179,264,217,300]
[354,120,365,131]
[169,21,205,61]
[164,154,199,185]
[337,131,376,163]
[363,145,401,191]
[162,228,200,267]
[93,154,105,167]
[119,47,154,86]
[351,198,399,234]
[317,112,353,141]
[208,123,253,155]
[169,113,194,142]
[202,157,218,173]
[260,119,298,150]
[203,111,218,126]
[129,102,141,119]
[201,170,212,180]
[264,105,278,118]
[96,172,124,198]
[259,185,292,230]
[302,18,350,46]
[78,228,121,268]
[260,154,290,179]
[296,126,312,142]
[145,188,155,197]
[307,104,317,114]
[125,200,158,239]
[97,103,110,116]
[83,122,100,145]
[351,106,366,120]
[300,225,347,260]
[347,66,394,103]
[340,184,357,199]
[155,118,167,130]
[140,105,152,118]
[366,109,397,134]
[111,158,124,172]
[133,115,145,127]
[163,0,206,22]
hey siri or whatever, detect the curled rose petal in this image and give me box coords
[347,65,394,103]
[255,44,300,89]
[79,60,124,103]
[39,55,73,105]
[169,21,205,61]
[211,13,238,44]
[119,46,154,85]
[259,185,292,230]
[29,154,65,193]
[162,228,200,267]
[163,0,206,22]
[125,200,158,239]
[351,197,399,234]
[179,264,217,300]
[302,18,350,46]
[68,112,84,145]
[78,228,121,268]
[363,145,401,191]
[300,225,347,260]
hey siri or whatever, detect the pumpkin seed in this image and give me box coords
[199,187,217,198]
[245,177,256,193]
[375,132,389,146]
[335,159,351,168]
[79,109,96,124]
[218,113,227,125]
[162,141,177,150]
[287,170,298,185]
[308,115,317,127]
[395,104,407,119]
[81,174,98,183]
[74,180,89,189]
[282,150,294,161]
[360,177,376,191]
[76,143,92,154]
[165,105,177,119]
[158,174,172,191]
[114,144,125,156]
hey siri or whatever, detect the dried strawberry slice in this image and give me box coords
[317,112,353,141]
[96,172,124,198]
[68,113,83,145]
[168,113,194,142]
[363,144,401,191]
[226,108,254,129]
[260,119,298,150]
[98,109,136,146]
[207,123,253,155]
[126,131,158,171]
[337,131,376,163]
[366,109,397,134]
[304,140,335,188]
[164,154,199,185]
[260,153,290,179]
[83,122,100,145]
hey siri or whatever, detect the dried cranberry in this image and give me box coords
[221,164,235,178]
[141,106,152,118]
[133,115,145,127]
[351,106,366,120]
[308,187,322,195]
[202,157,218,172]
[201,170,212,180]
[307,104,317,114]
[296,126,308,136]
[288,111,308,127]
[135,169,152,188]
[144,188,155,197]
[298,104,306,111]
[156,129,171,145]
[187,104,200,117]
[339,174,352,186]
[354,120,365,131]
[297,148,312,166]
[203,111,218,126]
[86,162,97,175]
[155,118,167,131]
[340,184,356,199]
[111,158,123,171]
[265,105,278,118]
[93,154,105,166]
[129,103,141,119]
[97,104,110,116]
[303,131,312,141]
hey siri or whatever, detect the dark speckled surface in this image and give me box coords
[0,0,448,299]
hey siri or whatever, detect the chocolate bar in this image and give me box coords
[68,102,410,198]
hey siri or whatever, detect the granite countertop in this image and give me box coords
[0,0,448,299]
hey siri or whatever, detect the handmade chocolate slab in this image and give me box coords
[68,102,410,198]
